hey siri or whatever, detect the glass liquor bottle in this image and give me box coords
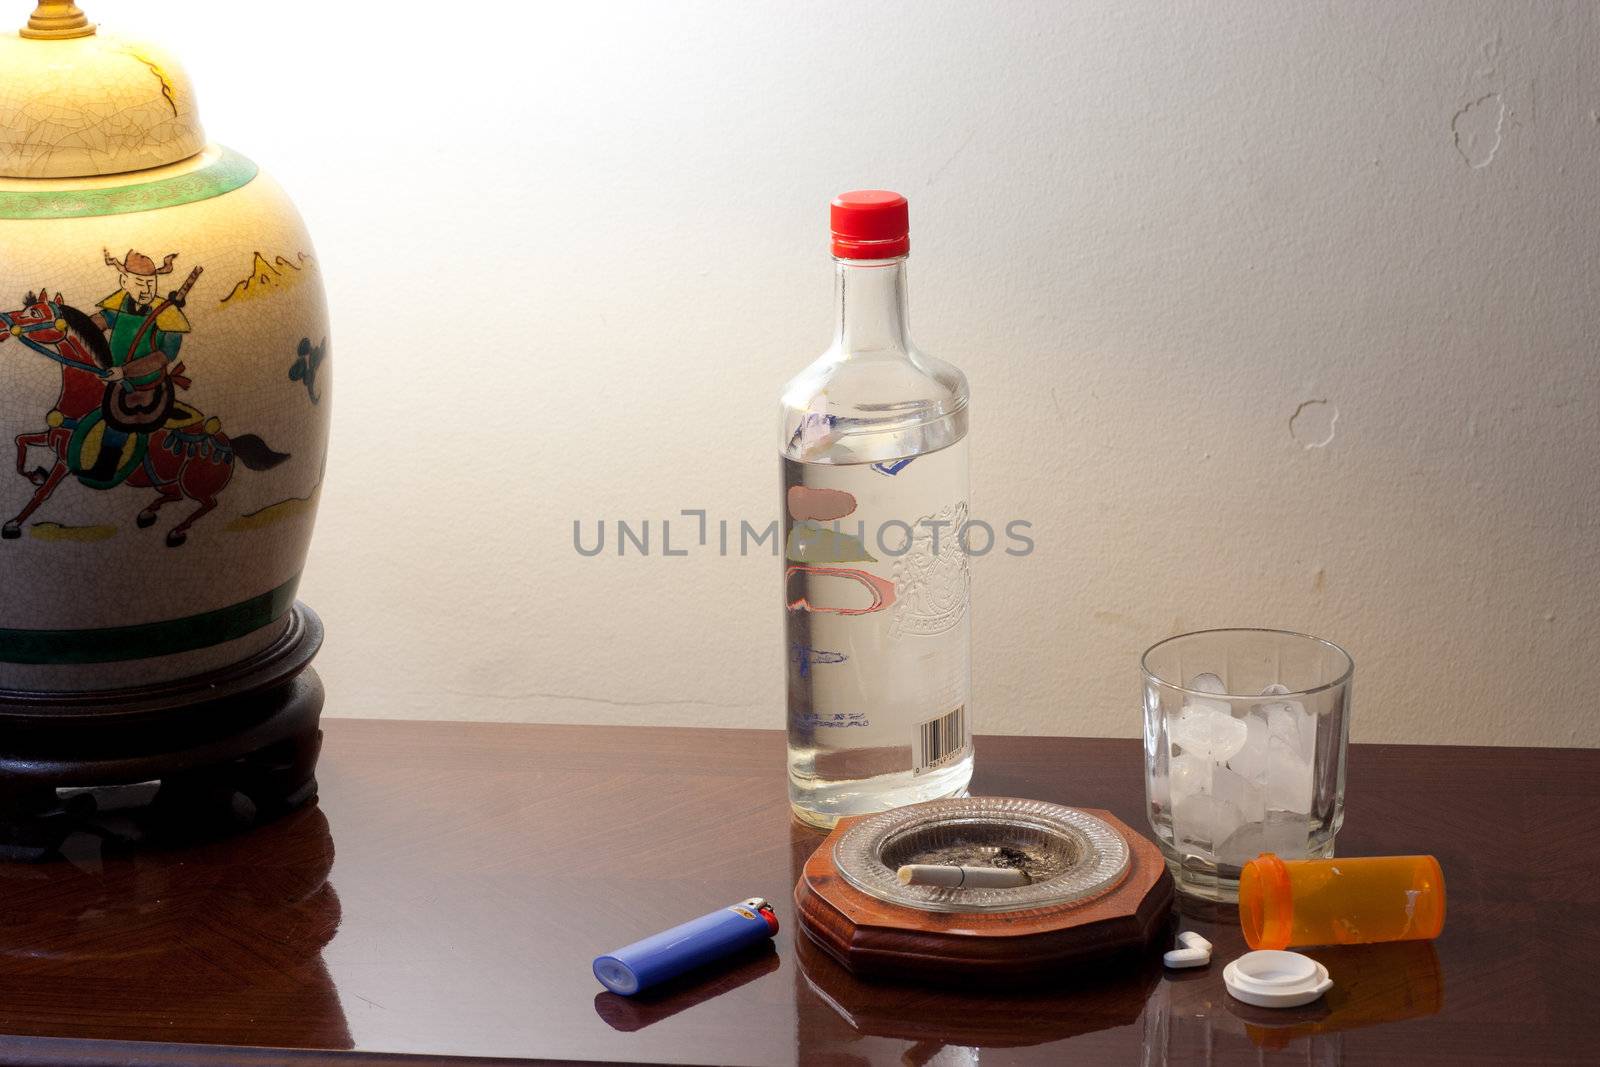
[780,190,972,829]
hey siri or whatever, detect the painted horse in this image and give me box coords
[0,290,288,547]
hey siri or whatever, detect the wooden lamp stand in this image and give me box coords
[0,605,325,860]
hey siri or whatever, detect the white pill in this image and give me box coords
[1178,930,1213,953]
[1163,947,1211,969]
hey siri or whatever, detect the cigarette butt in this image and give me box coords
[896,864,1031,889]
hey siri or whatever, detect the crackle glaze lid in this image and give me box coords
[0,1,206,179]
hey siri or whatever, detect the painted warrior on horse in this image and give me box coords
[1,249,289,546]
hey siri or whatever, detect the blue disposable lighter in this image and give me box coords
[593,897,779,995]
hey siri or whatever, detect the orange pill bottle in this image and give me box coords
[1239,853,1446,950]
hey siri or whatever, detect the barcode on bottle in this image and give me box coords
[915,706,967,775]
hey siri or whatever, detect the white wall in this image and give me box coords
[130,1,1598,745]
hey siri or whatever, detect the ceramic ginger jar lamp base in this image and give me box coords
[0,2,332,855]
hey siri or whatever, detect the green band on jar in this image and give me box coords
[0,573,298,664]
[0,146,258,220]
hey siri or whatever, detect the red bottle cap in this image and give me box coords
[831,190,909,259]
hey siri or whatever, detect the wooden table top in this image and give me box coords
[0,720,1593,1066]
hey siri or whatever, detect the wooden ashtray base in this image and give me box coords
[795,806,1173,983]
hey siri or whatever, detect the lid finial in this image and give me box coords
[21,1,94,39]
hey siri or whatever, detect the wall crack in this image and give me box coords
[1453,93,1504,168]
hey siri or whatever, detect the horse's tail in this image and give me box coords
[231,434,290,471]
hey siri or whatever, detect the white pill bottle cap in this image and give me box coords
[1223,949,1333,1008]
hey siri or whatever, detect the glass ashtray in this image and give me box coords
[831,797,1131,913]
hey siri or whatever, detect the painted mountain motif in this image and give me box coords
[220,251,315,306]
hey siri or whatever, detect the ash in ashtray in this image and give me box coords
[906,842,1068,882]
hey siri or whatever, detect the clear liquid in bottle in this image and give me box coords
[780,191,973,828]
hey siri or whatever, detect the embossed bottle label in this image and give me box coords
[784,438,972,778]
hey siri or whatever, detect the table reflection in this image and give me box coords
[1142,940,1443,1064]
[797,925,1159,1050]
[0,803,350,1049]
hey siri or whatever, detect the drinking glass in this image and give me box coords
[1142,628,1352,902]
